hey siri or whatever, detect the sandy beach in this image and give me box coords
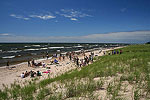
[0,47,122,89]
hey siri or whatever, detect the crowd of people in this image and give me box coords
[27,50,97,69]
[21,70,42,78]
[107,49,123,55]
[22,49,123,78]
[64,51,95,67]
[28,60,46,68]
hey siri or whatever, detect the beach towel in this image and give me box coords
[43,70,51,73]
[54,59,58,63]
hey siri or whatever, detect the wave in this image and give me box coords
[2,56,15,59]
[24,48,48,51]
[48,47,64,49]
[7,50,22,53]
[32,45,41,47]
[40,48,48,50]
[24,49,40,51]
[73,45,83,48]
[24,45,31,47]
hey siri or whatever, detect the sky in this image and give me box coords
[0,0,150,43]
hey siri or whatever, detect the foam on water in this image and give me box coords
[40,48,48,50]
[65,47,72,48]
[32,45,41,47]
[24,49,40,51]
[2,56,15,59]
[48,47,65,49]
[24,46,31,47]
[7,50,22,53]
[73,45,83,48]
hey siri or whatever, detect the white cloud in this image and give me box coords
[70,18,78,21]
[10,9,92,21]
[0,31,149,43]
[0,33,12,36]
[29,14,56,20]
[56,9,92,20]
[10,13,56,20]
[10,14,30,20]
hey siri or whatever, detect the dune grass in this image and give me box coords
[0,44,150,99]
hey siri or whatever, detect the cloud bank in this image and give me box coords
[0,31,149,43]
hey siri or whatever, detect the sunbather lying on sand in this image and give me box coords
[54,59,59,64]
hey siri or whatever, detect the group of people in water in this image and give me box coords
[21,70,42,78]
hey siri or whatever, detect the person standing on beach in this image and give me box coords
[87,56,89,65]
[120,50,122,54]
[112,50,114,55]
[114,50,116,55]
[66,52,69,58]
[59,55,61,61]
[117,50,119,54]
[84,56,88,65]
[32,60,35,67]
[28,60,31,67]
[76,57,79,66]
[7,61,9,68]
[69,53,72,60]
[103,51,105,55]
[63,55,65,61]
[108,51,111,55]
[80,59,83,66]
[46,54,49,59]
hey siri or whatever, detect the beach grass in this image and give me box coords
[0,44,150,99]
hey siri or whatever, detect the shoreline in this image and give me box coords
[0,47,104,68]
[0,46,123,89]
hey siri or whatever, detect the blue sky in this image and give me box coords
[0,0,150,43]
